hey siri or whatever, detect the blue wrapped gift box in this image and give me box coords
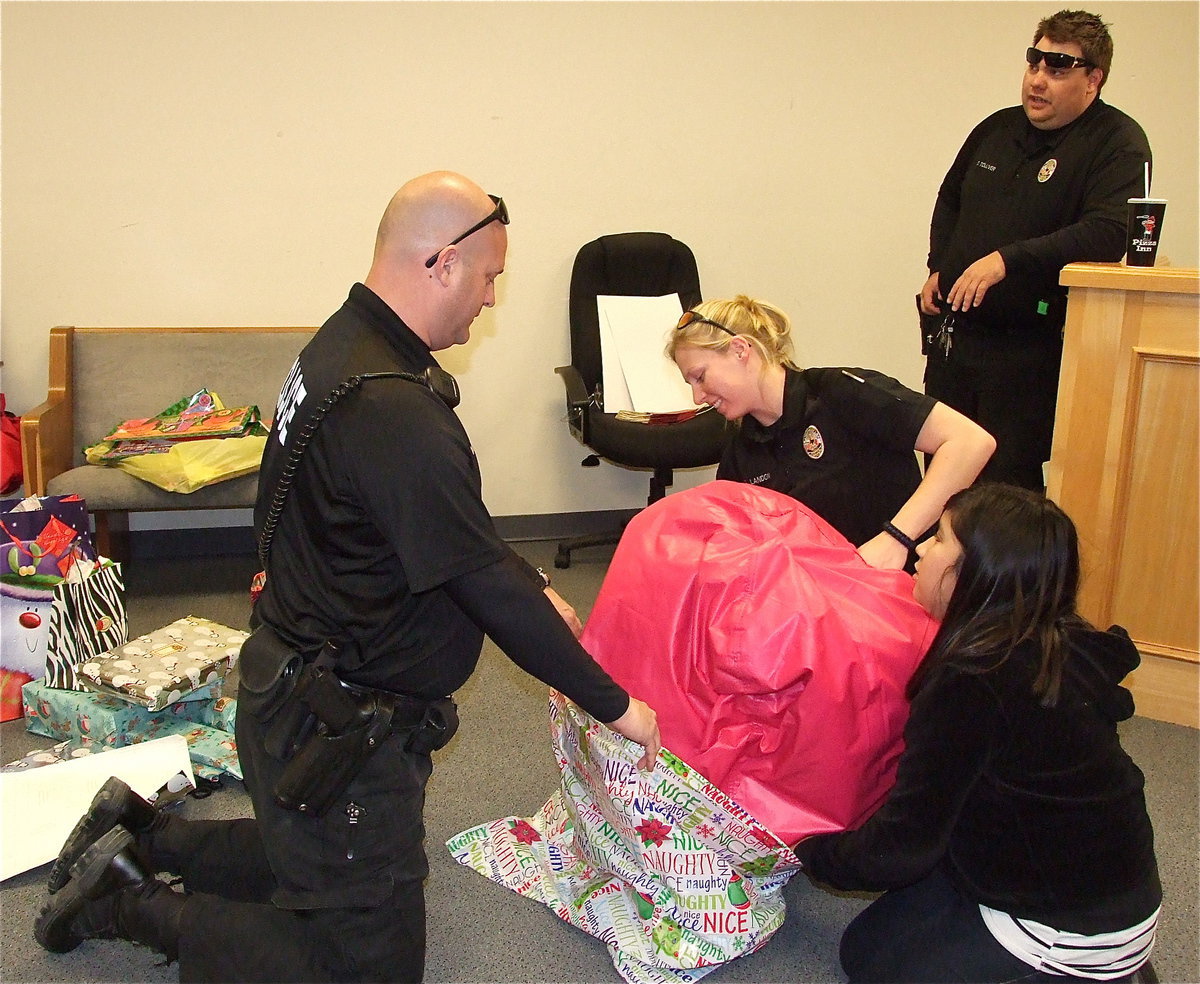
[22,680,240,779]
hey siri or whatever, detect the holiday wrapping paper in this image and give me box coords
[0,734,229,784]
[84,390,269,494]
[449,692,801,984]
[77,615,247,711]
[2,738,103,773]
[22,680,241,780]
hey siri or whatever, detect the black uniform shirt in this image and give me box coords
[254,284,511,697]
[717,366,934,547]
[929,99,1151,332]
[797,626,1161,935]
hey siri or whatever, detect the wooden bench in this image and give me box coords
[21,326,317,559]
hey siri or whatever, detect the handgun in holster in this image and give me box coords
[273,664,395,817]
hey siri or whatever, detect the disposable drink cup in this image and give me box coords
[1125,198,1167,267]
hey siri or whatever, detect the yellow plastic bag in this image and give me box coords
[86,433,268,493]
[84,390,269,493]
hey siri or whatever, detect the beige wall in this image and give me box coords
[3,1,1197,521]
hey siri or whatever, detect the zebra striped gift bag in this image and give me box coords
[44,561,127,690]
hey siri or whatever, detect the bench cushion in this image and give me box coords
[47,465,262,511]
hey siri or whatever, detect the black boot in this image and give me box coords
[36,826,184,961]
[48,776,158,893]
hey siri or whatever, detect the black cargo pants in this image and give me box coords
[144,683,433,983]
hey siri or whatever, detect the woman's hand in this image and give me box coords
[606,697,661,771]
[857,531,910,571]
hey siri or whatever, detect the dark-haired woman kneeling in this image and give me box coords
[795,483,1160,983]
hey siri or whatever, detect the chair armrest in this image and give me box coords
[21,326,75,496]
[21,398,75,496]
[555,365,594,444]
[555,365,591,408]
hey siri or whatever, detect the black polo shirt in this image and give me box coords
[929,99,1150,333]
[254,284,506,697]
[717,367,934,547]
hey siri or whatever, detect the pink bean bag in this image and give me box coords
[581,480,938,845]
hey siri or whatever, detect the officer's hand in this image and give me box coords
[544,587,583,638]
[857,531,910,571]
[918,272,943,315]
[947,252,1006,311]
[607,698,661,772]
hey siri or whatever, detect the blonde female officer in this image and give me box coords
[668,295,995,570]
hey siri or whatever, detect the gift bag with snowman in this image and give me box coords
[1,495,126,718]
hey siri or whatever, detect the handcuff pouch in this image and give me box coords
[403,697,459,755]
[238,626,311,761]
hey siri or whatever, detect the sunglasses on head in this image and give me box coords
[675,310,737,337]
[424,194,510,269]
[1025,46,1093,71]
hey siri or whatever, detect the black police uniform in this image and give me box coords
[146,284,631,983]
[717,365,934,549]
[923,98,1151,490]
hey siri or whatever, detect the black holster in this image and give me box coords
[240,627,459,818]
[272,665,396,817]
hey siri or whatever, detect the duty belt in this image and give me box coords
[338,678,458,748]
[271,663,459,817]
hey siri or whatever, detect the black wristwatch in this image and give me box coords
[535,567,551,588]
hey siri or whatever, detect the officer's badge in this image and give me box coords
[803,425,825,460]
[1038,159,1058,183]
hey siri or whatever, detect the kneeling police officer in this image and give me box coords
[35,171,660,983]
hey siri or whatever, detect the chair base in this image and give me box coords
[555,530,621,569]
[554,467,672,569]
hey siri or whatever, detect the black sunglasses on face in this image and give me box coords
[675,310,737,337]
[1025,47,1093,71]
[423,194,510,269]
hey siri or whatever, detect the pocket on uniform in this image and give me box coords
[330,741,433,882]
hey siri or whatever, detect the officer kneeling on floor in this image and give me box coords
[35,170,660,984]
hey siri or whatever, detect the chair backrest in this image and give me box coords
[568,232,702,396]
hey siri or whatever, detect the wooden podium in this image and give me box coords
[1047,263,1199,728]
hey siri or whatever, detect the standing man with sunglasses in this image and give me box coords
[917,9,1151,492]
[35,171,660,982]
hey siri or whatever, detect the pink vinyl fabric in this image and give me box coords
[581,481,938,845]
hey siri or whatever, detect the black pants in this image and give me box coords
[839,866,1135,984]
[924,326,1063,493]
[143,683,433,983]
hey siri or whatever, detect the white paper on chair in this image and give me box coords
[598,294,701,414]
[0,735,194,882]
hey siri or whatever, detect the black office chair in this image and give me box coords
[553,232,729,568]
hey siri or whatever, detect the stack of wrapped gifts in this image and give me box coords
[22,615,246,780]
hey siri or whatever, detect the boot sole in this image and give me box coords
[35,826,138,954]
[47,776,149,893]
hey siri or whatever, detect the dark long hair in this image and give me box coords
[907,484,1088,706]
